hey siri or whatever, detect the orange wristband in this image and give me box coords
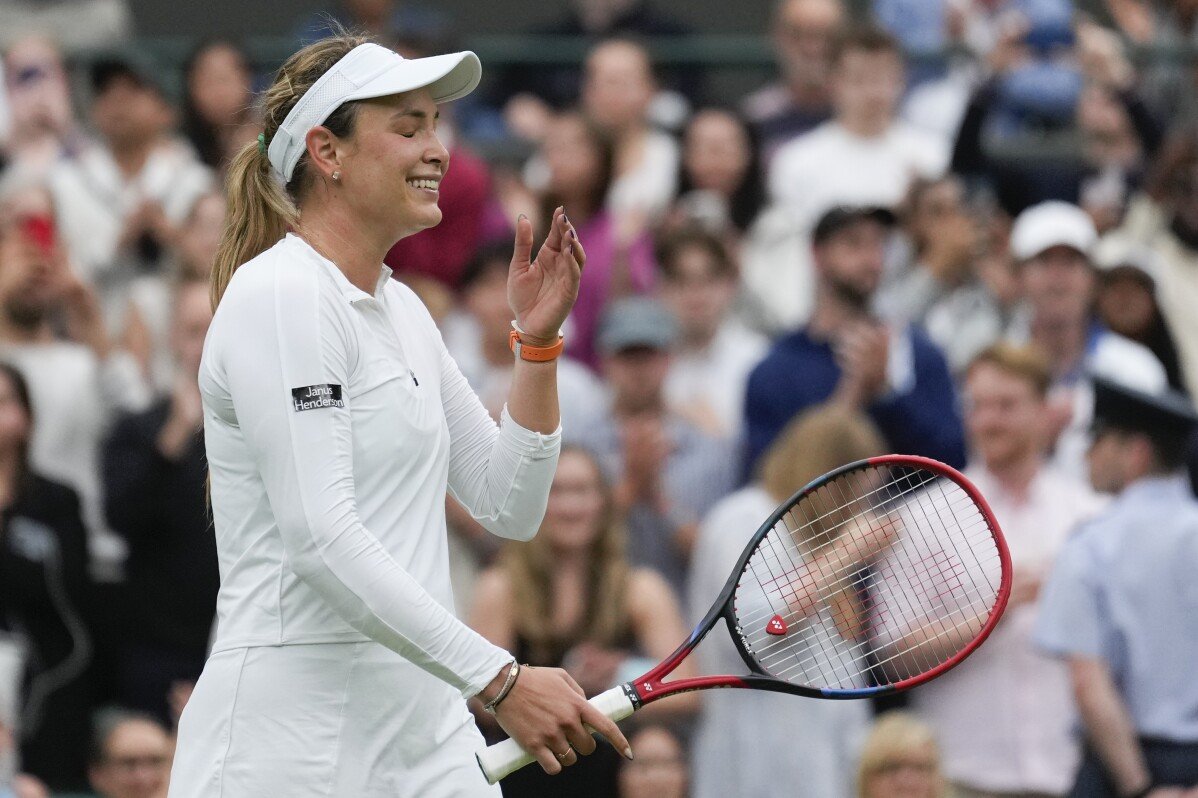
[509,322,564,362]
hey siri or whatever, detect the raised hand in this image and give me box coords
[508,206,585,344]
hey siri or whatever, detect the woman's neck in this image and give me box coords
[986,453,1041,502]
[111,138,155,179]
[296,206,393,295]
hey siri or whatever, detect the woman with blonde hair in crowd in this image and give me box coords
[471,444,696,797]
[169,30,630,797]
[857,712,947,798]
[689,402,887,798]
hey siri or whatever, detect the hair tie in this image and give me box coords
[257,133,267,155]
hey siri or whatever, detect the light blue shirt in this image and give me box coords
[1034,475,1198,741]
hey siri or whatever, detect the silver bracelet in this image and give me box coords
[483,660,521,715]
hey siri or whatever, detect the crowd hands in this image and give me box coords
[1,0,1198,795]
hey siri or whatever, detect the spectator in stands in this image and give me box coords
[743,0,843,164]
[523,110,655,369]
[1,37,82,179]
[470,445,696,798]
[743,205,966,476]
[181,40,259,174]
[768,25,947,225]
[690,402,878,798]
[672,108,766,237]
[1004,201,1164,482]
[122,190,225,392]
[1036,374,1198,796]
[746,25,947,330]
[617,726,687,798]
[0,363,95,791]
[656,227,768,441]
[0,179,149,579]
[909,344,1106,798]
[582,37,679,224]
[1116,127,1198,399]
[918,188,1022,374]
[857,712,947,798]
[575,296,736,594]
[1092,236,1186,393]
[47,51,213,323]
[87,711,171,798]
[877,175,978,325]
[102,276,216,725]
[951,20,1162,220]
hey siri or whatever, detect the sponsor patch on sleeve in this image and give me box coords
[291,383,344,412]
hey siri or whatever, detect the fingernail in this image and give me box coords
[518,213,527,222]
[623,747,634,761]
[562,212,569,225]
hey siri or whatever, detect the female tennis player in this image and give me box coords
[166,33,630,798]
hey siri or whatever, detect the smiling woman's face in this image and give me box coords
[331,88,450,242]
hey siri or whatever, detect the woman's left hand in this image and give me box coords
[508,206,585,344]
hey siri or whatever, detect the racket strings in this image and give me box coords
[761,476,998,684]
[731,465,1002,691]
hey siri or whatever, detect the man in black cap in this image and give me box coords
[743,203,966,474]
[1036,374,1198,798]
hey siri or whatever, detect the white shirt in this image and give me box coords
[688,486,868,798]
[200,234,560,698]
[909,465,1107,794]
[767,120,947,226]
[664,321,769,440]
[48,139,212,321]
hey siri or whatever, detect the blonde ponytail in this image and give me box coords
[209,29,370,310]
[210,141,296,308]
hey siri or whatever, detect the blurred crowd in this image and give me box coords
[2,0,1198,796]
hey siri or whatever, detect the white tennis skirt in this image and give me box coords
[167,642,500,798]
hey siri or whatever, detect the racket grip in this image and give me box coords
[476,685,637,784]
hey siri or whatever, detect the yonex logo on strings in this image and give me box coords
[292,384,344,412]
[766,614,788,636]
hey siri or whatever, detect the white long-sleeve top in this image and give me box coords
[200,233,560,698]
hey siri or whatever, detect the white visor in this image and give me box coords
[266,43,482,181]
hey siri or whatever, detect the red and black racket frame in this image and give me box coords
[615,455,1013,711]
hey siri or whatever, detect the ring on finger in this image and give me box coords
[555,746,573,761]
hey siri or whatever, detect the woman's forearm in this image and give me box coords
[506,356,560,434]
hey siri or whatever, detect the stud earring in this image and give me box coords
[332,170,341,182]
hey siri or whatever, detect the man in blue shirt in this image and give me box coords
[743,205,966,476]
[1035,374,1198,798]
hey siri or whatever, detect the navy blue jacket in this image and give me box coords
[743,326,967,477]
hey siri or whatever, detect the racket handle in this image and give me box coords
[476,685,637,784]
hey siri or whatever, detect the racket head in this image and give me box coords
[634,455,1010,704]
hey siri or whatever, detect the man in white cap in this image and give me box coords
[1006,201,1165,482]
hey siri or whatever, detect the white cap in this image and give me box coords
[1010,201,1097,261]
[266,43,481,181]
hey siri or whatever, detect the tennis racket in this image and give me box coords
[477,454,1011,784]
